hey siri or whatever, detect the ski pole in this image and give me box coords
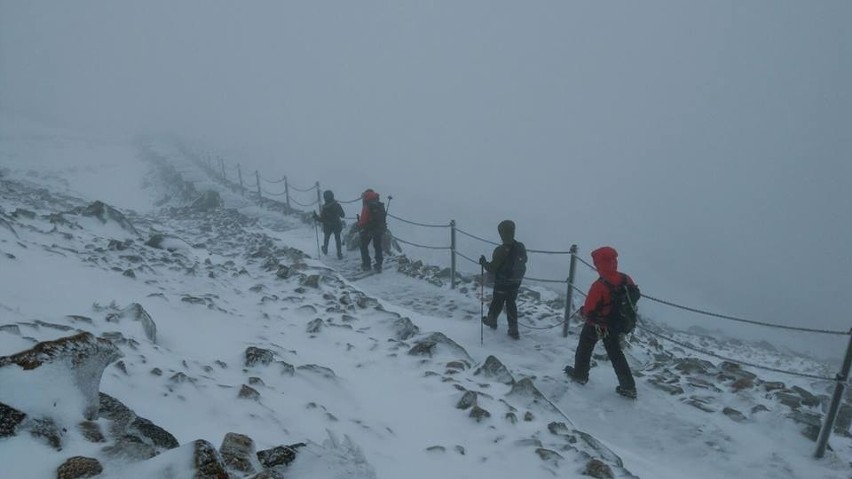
[480,263,484,346]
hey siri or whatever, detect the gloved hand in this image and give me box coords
[479,255,487,266]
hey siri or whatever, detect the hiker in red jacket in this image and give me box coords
[357,189,387,272]
[564,246,638,399]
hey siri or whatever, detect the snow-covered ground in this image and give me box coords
[1,114,850,478]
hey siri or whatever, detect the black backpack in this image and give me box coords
[599,273,641,335]
[498,241,527,284]
[367,200,387,231]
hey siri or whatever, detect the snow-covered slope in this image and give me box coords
[1,116,850,478]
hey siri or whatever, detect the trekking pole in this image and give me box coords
[385,195,393,215]
[314,221,321,258]
[480,263,485,346]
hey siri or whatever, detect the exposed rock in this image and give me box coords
[722,407,747,423]
[239,385,260,400]
[245,347,275,367]
[730,377,753,392]
[763,381,785,391]
[130,416,179,450]
[791,386,820,407]
[56,456,103,479]
[473,355,515,385]
[505,378,560,416]
[247,470,285,479]
[469,405,491,422]
[191,190,224,212]
[256,443,305,468]
[277,361,295,376]
[584,458,615,479]
[456,391,478,410]
[535,448,562,461]
[275,265,291,279]
[297,364,337,379]
[28,417,63,450]
[407,332,472,362]
[774,392,802,410]
[0,401,26,437]
[673,358,715,375]
[102,434,157,461]
[79,201,140,236]
[78,421,105,443]
[0,332,122,420]
[547,421,572,436]
[392,317,419,341]
[306,318,324,334]
[683,396,716,413]
[301,274,321,288]
[107,239,132,251]
[220,432,261,474]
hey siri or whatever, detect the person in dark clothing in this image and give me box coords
[564,246,639,399]
[479,220,527,340]
[357,189,386,272]
[313,190,345,259]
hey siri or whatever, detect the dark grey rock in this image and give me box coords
[0,402,26,438]
[473,355,515,385]
[220,432,261,474]
[469,405,491,422]
[56,456,103,479]
[584,458,615,479]
[722,407,747,423]
[28,417,63,450]
[239,385,260,400]
[256,443,305,468]
[130,416,179,450]
[392,317,419,341]
[79,201,140,235]
[306,318,324,334]
[456,391,478,410]
[835,403,851,434]
[102,434,157,461]
[245,347,275,367]
[78,421,105,443]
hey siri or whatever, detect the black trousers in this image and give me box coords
[323,226,342,255]
[573,322,635,389]
[359,230,383,267]
[487,285,519,334]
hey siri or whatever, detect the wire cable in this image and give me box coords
[262,188,288,197]
[643,294,851,336]
[387,213,450,228]
[456,228,500,246]
[290,183,317,193]
[290,197,319,208]
[262,177,285,184]
[394,236,452,251]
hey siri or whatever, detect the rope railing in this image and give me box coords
[525,276,568,284]
[339,197,362,204]
[394,235,452,251]
[290,196,319,208]
[262,176,285,184]
[289,183,316,193]
[388,213,450,228]
[642,294,850,336]
[636,322,836,381]
[455,250,480,265]
[456,228,500,246]
[262,188,288,197]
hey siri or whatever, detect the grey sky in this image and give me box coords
[2,1,850,358]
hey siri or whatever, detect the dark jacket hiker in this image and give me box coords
[313,190,345,259]
[357,189,386,272]
[564,246,639,399]
[480,220,527,339]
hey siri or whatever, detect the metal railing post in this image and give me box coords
[255,171,261,204]
[450,220,457,289]
[815,329,852,458]
[283,176,290,210]
[220,157,226,181]
[315,181,322,212]
[563,244,579,338]
[237,164,244,196]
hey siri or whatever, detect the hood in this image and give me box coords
[323,190,335,202]
[362,189,379,203]
[497,220,515,244]
[591,246,619,278]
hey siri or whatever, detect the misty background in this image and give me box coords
[1,1,850,359]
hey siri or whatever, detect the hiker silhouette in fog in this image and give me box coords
[313,190,345,259]
[357,189,387,272]
[479,220,527,339]
[564,246,639,399]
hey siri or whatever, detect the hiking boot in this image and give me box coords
[361,263,371,272]
[508,330,520,340]
[563,366,588,385]
[481,316,497,330]
[337,252,343,260]
[616,386,637,399]
[374,263,383,273]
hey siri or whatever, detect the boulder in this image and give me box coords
[256,443,305,469]
[473,355,515,385]
[0,401,26,438]
[407,332,472,362]
[79,201,140,236]
[220,432,262,474]
[0,332,122,420]
[245,347,275,367]
[392,317,419,341]
[119,303,157,344]
[584,458,614,479]
[56,456,103,479]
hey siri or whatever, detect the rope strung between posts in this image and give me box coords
[574,254,848,335]
[455,250,480,265]
[642,294,851,336]
[526,247,573,255]
[289,183,316,193]
[339,197,362,204]
[635,322,836,381]
[576,256,596,271]
[394,236,452,251]
[262,188,287,197]
[290,196,319,208]
[262,176,285,184]
[456,228,500,246]
[525,276,568,284]
[387,213,450,228]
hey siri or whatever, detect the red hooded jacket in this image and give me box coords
[357,190,380,228]
[582,246,636,327]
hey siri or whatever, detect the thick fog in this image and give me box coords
[2,1,850,359]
